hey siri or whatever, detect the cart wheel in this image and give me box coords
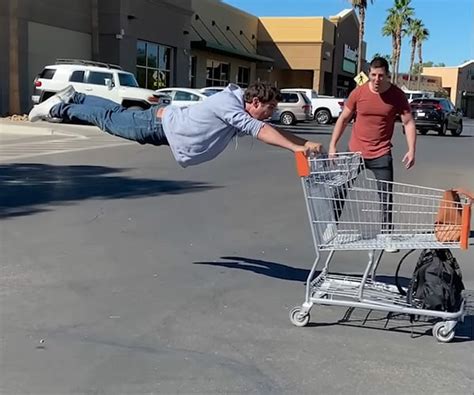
[432,321,455,343]
[289,306,310,327]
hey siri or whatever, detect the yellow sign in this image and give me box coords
[354,71,369,86]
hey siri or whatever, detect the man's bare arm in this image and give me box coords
[329,106,354,155]
[270,125,308,145]
[257,123,323,153]
[400,110,417,169]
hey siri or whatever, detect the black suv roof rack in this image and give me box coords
[55,59,122,70]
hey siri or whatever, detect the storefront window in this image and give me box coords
[190,56,197,88]
[237,66,250,87]
[136,40,173,89]
[342,59,356,74]
[159,47,171,70]
[137,41,146,67]
[206,60,230,86]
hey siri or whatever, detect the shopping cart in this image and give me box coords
[290,152,472,342]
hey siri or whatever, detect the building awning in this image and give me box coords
[191,40,274,63]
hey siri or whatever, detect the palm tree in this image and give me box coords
[382,15,397,83]
[406,19,429,90]
[415,26,430,90]
[406,18,422,89]
[382,0,414,84]
[349,0,374,74]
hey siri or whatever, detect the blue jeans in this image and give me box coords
[50,93,169,146]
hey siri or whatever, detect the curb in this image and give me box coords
[0,119,96,137]
[0,122,57,136]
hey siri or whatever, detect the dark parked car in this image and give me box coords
[410,98,463,136]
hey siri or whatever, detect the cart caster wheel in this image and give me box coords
[289,306,310,327]
[433,322,455,343]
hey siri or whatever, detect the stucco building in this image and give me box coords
[188,0,272,89]
[257,9,363,97]
[2,0,194,115]
[2,0,364,115]
[422,61,474,117]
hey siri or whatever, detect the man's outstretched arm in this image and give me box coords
[257,123,323,154]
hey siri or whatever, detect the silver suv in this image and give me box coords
[271,91,312,125]
[32,59,170,109]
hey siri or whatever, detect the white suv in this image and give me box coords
[32,59,170,109]
[280,88,344,125]
[271,91,312,125]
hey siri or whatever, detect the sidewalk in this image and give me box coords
[0,118,100,138]
[463,116,474,126]
[0,118,131,162]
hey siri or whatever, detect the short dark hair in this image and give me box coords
[244,81,282,103]
[370,57,390,73]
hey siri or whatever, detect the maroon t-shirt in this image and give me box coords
[345,83,410,159]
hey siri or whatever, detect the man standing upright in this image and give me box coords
[328,57,417,252]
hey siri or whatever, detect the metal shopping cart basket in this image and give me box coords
[290,152,472,342]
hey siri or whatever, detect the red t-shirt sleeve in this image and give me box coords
[345,86,360,112]
[396,90,411,114]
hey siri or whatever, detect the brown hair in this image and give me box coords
[370,57,390,73]
[244,81,282,103]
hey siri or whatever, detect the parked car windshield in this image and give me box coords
[407,93,424,100]
[201,89,224,96]
[118,73,139,87]
[174,90,202,101]
[411,99,440,105]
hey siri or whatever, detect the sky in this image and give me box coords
[222,0,474,72]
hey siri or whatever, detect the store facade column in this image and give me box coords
[312,70,321,93]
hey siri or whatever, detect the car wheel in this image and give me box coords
[438,122,447,136]
[450,121,463,136]
[314,109,331,125]
[280,112,296,126]
[418,129,428,135]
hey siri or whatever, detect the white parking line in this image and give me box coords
[0,132,133,162]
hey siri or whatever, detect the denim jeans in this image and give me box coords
[334,154,394,232]
[366,154,394,231]
[50,93,169,146]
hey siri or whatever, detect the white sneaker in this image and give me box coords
[384,246,400,253]
[28,85,75,122]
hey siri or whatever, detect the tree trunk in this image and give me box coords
[408,37,416,89]
[391,35,397,83]
[9,0,21,115]
[394,29,402,85]
[357,7,365,74]
[417,43,423,90]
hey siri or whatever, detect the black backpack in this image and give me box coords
[406,249,464,312]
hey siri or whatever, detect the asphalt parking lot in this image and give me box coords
[1,118,474,394]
